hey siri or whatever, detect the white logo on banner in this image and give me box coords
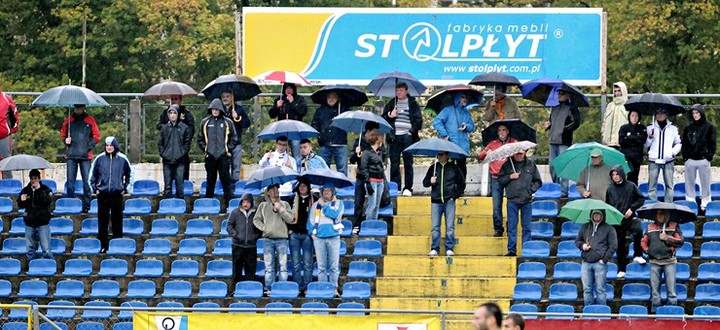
[155,316,188,330]
[377,323,428,330]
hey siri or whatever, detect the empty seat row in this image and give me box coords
[513,282,720,302]
[520,240,720,259]
[517,261,693,282]
[509,303,720,319]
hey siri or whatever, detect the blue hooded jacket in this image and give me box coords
[306,183,344,238]
[89,136,134,194]
[432,92,476,153]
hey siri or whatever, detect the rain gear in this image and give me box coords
[641,218,684,263]
[197,99,238,159]
[576,161,613,201]
[311,103,349,147]
[61,111,100,160]
[269,83,308,120]
[601,82,628,147]
[422,159,465,204]
[158,107,192,164]
[547,101,581,146]
[432,92,476,153]
[89,137,133,194]
[618,110,648,168]
[605,165,644,218]
[0,92,19,139]
[681,105,716,162]
[497,155,542,204]
[18,182,53,227]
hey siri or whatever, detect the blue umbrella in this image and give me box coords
[331,110,392,134]
[298,169,353,188]
[367,71,426,97]
[257,120,319,140]
[245,166,299,190]
[520,78,589,107]
[404,138,469,159]
[31,85,109,108]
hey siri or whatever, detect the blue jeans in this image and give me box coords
[26,225,52,261]
[231,145,243,182]
[313,235,340,288]
[263,238,288,290]
[66,158,92,210]
[490,177,505,232]
[650,262,676,311]
[289,233,313,291]
[290,140,301,161]
[319,146,348,176]
[431,199,456,252]
[549,144,569,195]
[648,162,674,202]
[365,181,384,220]
[581,261,608,306]
[506,202,532,254]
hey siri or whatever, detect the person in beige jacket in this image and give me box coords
[253,183,294,295]
[601,82,628,148]
[483,85,521,123]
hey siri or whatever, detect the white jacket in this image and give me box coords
[645,120,681,164]
[601,82,628,147]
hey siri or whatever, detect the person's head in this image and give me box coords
[502,314,525,330]
[296,178,311,196]
[656,209,667,224]
[365,121,380,134]
[365,128,380,145]
[497,124,509,141]
[655,108,668,122]
[104,136,119,154]
[511,150,525,162]
[275,136,289,153]
[73,104,86,115]
[221,91,234,107]
[691,104,705,122]
[240,193,254,210]
[326,91,339,107]
[610,167,624,184]
[208,98,225,117]
[321,183,335,201]
[170,95,183,105]
[495,84,508,99]
[628,110,641,125]
[591,210,604,224]
[167,105,180,123]
[473,303,503,330]
[29,169,41,183]
[437,151,449,163]
[395,82,409,100]
[590,148,603,166]
[283,83,296,96]
[299,138,313,157]
[613,84,623,98]
[266,184,280,200]
[557,89,569,102]
[455,92,468,107]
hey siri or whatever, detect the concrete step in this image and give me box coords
[393,215,495,236]
[370,297,511,314]
[382,256,516,278]
[375,277,515,298]
[397,197,493,216]
[386,236,522,256]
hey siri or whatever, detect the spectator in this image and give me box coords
[89,137,133,253]
[641,209,683,313]
[253,183,294,295]
[645,108,681,202]
[18,169,53,261]
[359,128,386,221]
[681,104,716,212]
[433,91,475,180]
[61,104,100,213]
[576,148,613,201]
[601,82,628,148]
[311,91,349,175]
[479,124,517,237]
[382,82,422,196]
[308,183,344,295]
[156,95,195,181]
[483,85,521,123]
[0,89,19,178]
[423,151,465,257]
[503,314,525,330]
[472,302,503,330]
[197,98,238,208]
[349,122,383,230]
[158,105,192,199]
[544,89,581,197]
[605,165,646,278]
[221,90,251,183]
[227,193,260,286]
[259,135,298,196]
[296,138,328,173]
[289,178,314,295]
[269,83,308,159]
[576,209,617,306]
[618,109,647,185]
[497,150,542,256]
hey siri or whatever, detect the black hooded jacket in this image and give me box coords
[18,183,53,227]
[269,83,308,121]
[156,104,195,139]
[159,120,192,164]
[618,110,648,163]
[575,210,618,263]
[422,160,465,203]
[682,106,716,161]
[197,99,238,159]
[227,193,261,247]
[605,165,644,219]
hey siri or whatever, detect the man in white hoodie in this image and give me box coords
[601,82,628,148]
[645,108,682,202]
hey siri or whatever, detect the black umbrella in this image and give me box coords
[520,78,589,107]
[481,119,536,146]
[469,72,521,86]
[636,202,697,224]
[624,93,685,116]
[425,85,483,115]
[201,74,261,101]
[310,84,368,107]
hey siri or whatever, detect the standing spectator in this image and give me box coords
[576,210,618,306]
[296,138,328,173]
[156,95,195,181]
[479,124,517,237]
[253,183,294,295]
[311,91,349,175]
[197,99,238,208]
[158,105,192,198]
[221,90,251,182]
[472,302,503,330]
[497,150,542,256]
[601,82,628,148]
[433,92,475,180]
[544,89,581,197]
[308,183,344,295]
[605,165,646,278]
[349,122,382,230]
[359,128,386,221]
[89,137,133,253]
[18,169,53,261]
[423,151,465,257]
[681,104,716,213]
[269,83,308,159]
[483,86,521,123]
[645,108,681,202]
[259,136,298,196]
[61,104,100,213]
[619,109,647,185]
[227,193,260,286]
[576,149,614,201]
[382,82,422,196]
[289,178,314,295]
[0,89,19,178]
[641,209,683,313]
[503,314,525,330]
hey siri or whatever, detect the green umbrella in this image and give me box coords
[559,199,624,225]
[550,142,630,182]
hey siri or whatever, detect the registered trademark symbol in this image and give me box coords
[554,29,564,38]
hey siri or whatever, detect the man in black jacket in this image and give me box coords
[681,104,716,212]
[18,169,54,261]
[618,110,647,185]
[382,82,422,196]
[605,165,646,278]
[227,193,260,285]
[498,150,542,256]
[349,122,383,230]
[423,151,465,257]
[311,91,349,175]
[576,210,617,307]
[269,83,308,159]
[156,95,195,181]
[158,105,192,198]
[198,98,238,208]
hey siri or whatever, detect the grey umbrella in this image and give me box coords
[143,81,198,100]
[0,154,54,171]
[31,85,109,108]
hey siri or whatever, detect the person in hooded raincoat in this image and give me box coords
[269,83,308,159]
[681,104,716,212]
[618,109,647,185]
[601,82,628,148]
[198,98,238,208]
[432,91,476,180]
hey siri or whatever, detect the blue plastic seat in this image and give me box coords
[161,280,192,298]
[553,261,581,280]
[80,302,112,319]
[117,301,148,320]
[0,197,14,213]
[336,184,355,199]
[619,304,648,318]
[54,280,84,298]
[700,242,720,259]
[533,182,561,200]
[698,262,720,282]
[676,241,693,259]
[674,262,690,281]
[388,181,399,198]
[336,302,366,315]
[265,302,293,314]
[673,182,699,201]
[0,279,10,297]
[18,279,48,297]
[233,180,246,197]
[124,198,152,215]
[122,218,144,236]
[53,198,82,214]
[131,179,160,196]
[340,219,353,238]
[625,263,651,280]
[567,184,581,200]
[352,239,382,257]
[89,280,120,298]
[621,283,651,301]
[234,281,264,299]
[342,200,354,217]
[169,259,199,278]
[509,304,538,319]
[695,283,720,302]
[347,261,377,279]
[192,302,220,312]
[157,198,186,215]
[656,305,685,317]
[0,179,22,196]
[694,306,720,318]
[0,258,21,275]
[531,201,558,219]
[192,198,221,215]
[521,240,550,258]
[228,198,241,210]
[517,262,546,280]
[545,304,575,319]
[107,238,136,256]
[27,258,57,276]
[359,219,387,237]
[219,219,229,236]
[126,280,156,299]
[46,300,76,320]
[378,203,394,218]
[582,304,611,319]
[49,238,66,255]
[79,218,98,235]
[712,183,720,200]
[198,280,228,299]
[702,222,720,239]
[177,238,207,256]
[705,201,720,218]
[62,180,83,197]
[8,218,25,235]
[88,199,97,215]
[530,221,554,239]
[0,237,25,254]
[184,218,214,236]
[171,180,195,197]
[269,281,299,299]
[675,200,698,216]
[306,281,335,299]
[205,260,232,278]
[72,238,101,255]
[301,302,329,315]
[7,301,37,319]
[512,283,541,301]
[660,283,687,301]
[41,179,58,194]
[156,301,185,310]
[212,238,232,256]
[604,262,618,281]
[133,259,164,277]
[3,323,28,330]
[98,258,128,277]
[200,180,224,196]
[49,217,73,235]
[548,283,578,302]
[341,281,371,300]
[679,222,695,239]
[638,182,664,200]
[142,238,172,256]
[228,302,257,313]
[556,240,581,258]
[149,218,179,236]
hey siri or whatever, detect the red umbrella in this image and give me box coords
[254,70,312,86]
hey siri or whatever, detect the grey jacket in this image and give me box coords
[575,217,618,263]
[253,194,294,239]
[547,101,581,145]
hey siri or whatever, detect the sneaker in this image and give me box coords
[352,226,360,236]
[446,250,454,256]
[264,290,271,297]
[402,189,413,197]
[99,248,107,254]
[428,250,438,257]
[617,271,626,279]
[334,290,340,298]
[633,256,647,264]
[493,230,503,237]
[505,252,517,257]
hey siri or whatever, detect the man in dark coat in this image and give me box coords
[382,82,422,196]
[618,109,647,185]
[18,169,54,260]
[349,122,384,231]
[681,104,716,212]
[311,91,349,175]
[221,90,251,183]
[605,165,646,278]
[156,95,195,180]
[576,210,617,307]
[61,104,101,212]
[498,150,542,256]
[227,193,260,285]
[158,105,192,198]
[423,151,465,257]
[269,82,308,159]
[544,89,581,197]
[198,98,238,208]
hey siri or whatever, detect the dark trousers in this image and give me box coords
[163,162,185,199]
[614,218,643,272]
[205,155,233,206]
[455,157,467,180]
[232,244,258,285]
[389,134,415,191]
[98,191,123,250]
[353,178,366,226]
[626,157,641,185]
[183,157,191,181]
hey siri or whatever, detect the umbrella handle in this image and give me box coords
[510,157,516,173]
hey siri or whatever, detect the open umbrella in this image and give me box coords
[257,120,318,141]
[254,70,312,86]
[201,74,261,101]
[424,85,483,115]
[469,72,521,87]
[559,199,624,225]
[636,202,697,224]
[624,93,685,116]
[31,85,109,108]
[550,142,629,182]
[482,141,537,164]
[245,166,299,190]
[404,138,469,159]
[143,81,198,100]
[310,85,368,107]
[298,169,353,188]
[0,154,54,171]
[331,110,392,134]
[366,71,426,97]
[520,78,589,107]
[481,119,536,146]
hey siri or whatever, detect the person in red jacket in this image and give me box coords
[0,89,20,178]
[478,123,517,237]
[60,104,101,213]
[640,209,683,313]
